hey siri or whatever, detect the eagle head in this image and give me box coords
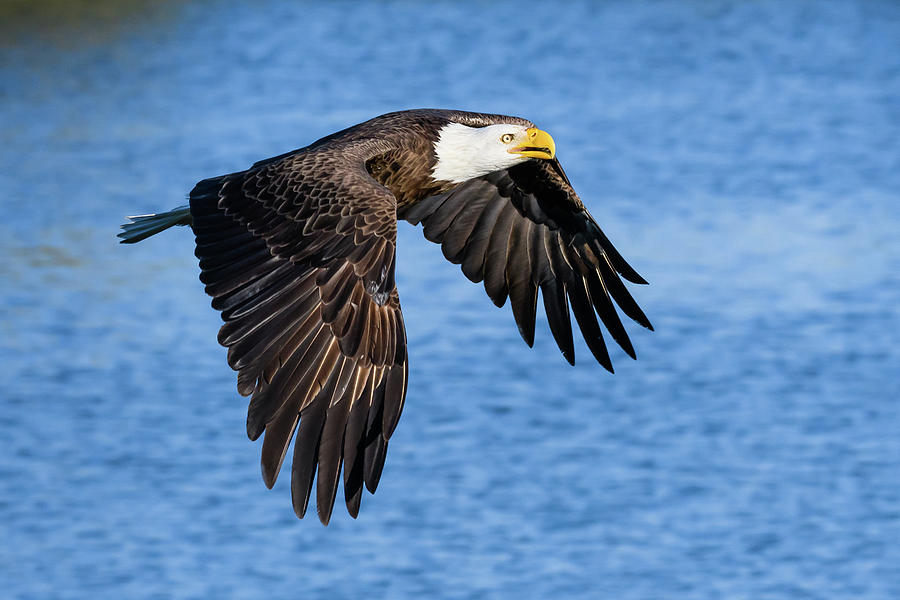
[431,122,556,184]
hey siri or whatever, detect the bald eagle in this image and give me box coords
[120,109,652,524]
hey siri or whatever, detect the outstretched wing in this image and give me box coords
[401,158,651,371]
[190,146,407,524]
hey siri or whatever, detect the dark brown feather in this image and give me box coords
[343,368,375,513]
[567,274,614,373]
[363,376,388,493]
[260,335,339,486]
[460,193,506,283]
[482,202,516,307]
[314,360,357,525]
[441,190,495,263]
[383,362,408,439]
[541,279,575,365]
[507,222,538,346]
[290,397,327,519]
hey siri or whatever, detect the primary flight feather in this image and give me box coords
[120,109,653,524]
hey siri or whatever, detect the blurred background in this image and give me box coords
[1,0,898,598]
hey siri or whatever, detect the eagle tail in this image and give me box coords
[118,205,192,243]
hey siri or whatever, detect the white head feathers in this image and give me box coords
[431,123,532,184]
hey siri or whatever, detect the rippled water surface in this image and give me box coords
[2,1,899,598]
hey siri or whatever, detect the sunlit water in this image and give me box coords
[1,1,899,598]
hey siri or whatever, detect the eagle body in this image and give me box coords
[120,109,652,524]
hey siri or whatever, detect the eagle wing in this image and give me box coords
[190,146,407,525]
[401,158,652,371]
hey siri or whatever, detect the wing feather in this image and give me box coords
[363,376,388,493]
[507,220,538,346]
[314,358,357,524]
[460,193,506,283]
[482,202,517,307]
[343,368,374,517]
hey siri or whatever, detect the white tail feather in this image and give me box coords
[118,205,192,244]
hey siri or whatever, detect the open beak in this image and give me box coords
[509,127,556,160]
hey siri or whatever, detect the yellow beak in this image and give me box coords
[509,127,556,160]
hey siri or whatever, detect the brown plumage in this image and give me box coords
[119,109,652,524]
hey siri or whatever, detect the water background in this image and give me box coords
[1,1,899,598]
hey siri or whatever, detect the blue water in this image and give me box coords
[2,1,899,598]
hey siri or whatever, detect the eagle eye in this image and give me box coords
[500,133,515,144]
